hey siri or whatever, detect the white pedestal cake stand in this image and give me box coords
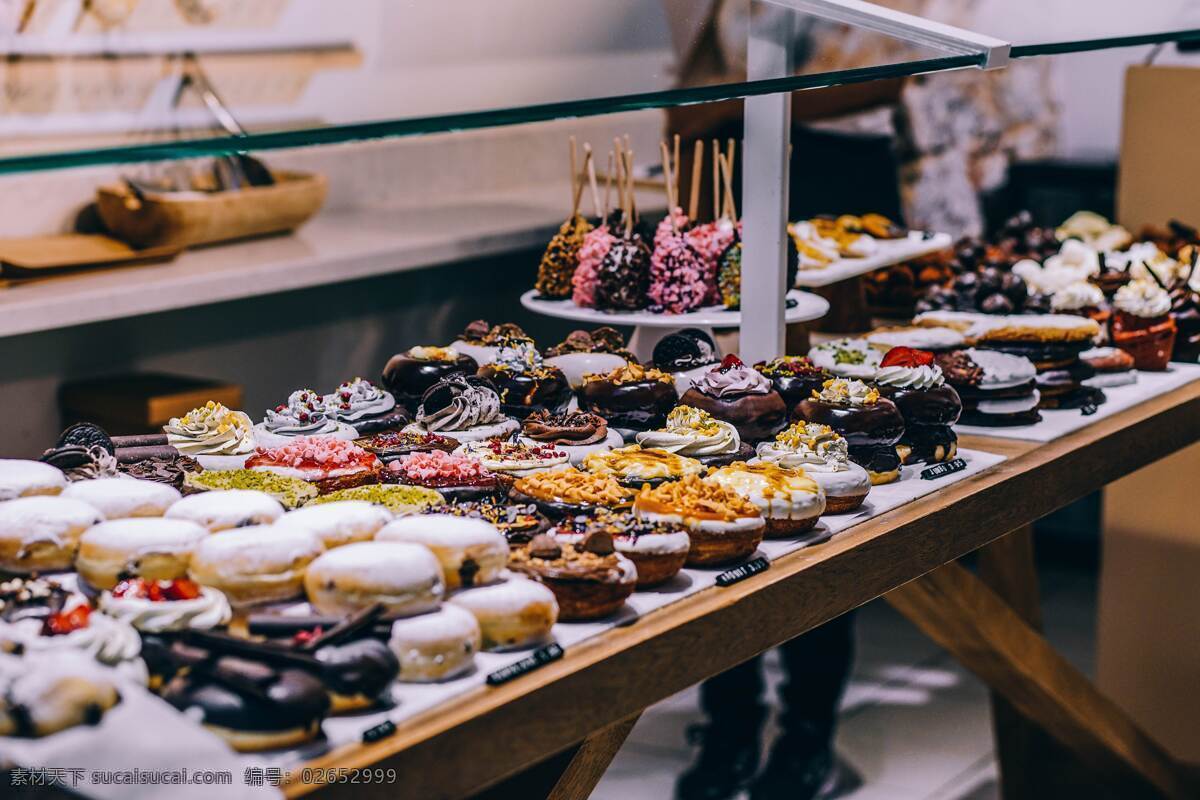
[520,289,829,362]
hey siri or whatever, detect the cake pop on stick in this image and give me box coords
[649,141,708,313]
[573,148,616,308]
[535,136,594,298]
[595,146,651,310]
[684,139,733,304]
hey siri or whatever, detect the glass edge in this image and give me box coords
[0,54,980,176]
[1011,28,1200,59]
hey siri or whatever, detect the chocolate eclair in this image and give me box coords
[793,378,905,484]
[679,355,787,443]
[382,346,479,413]
[477,338,572,419]
[755,356,832,415]
[580,363,679,433]
[508,532,637,620]
[872,347,962,464]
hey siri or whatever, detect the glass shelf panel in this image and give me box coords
[0,0,984,174]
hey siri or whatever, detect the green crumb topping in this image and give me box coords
[313,484,445,512]
[832,347,867,365]
[184,470,318,509]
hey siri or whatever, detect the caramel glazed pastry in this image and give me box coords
[633,475,766,567]
[706,461,826,538]
[509,531,637,621]
[580,363,680,434]
[403,376,520,442]
[872,348,963,464]
[552,508,691,587]
[477,337,573,419]
[755,423,871,513]
[636,405,754,467]
[792,379,905,485]
[679,355,788,443]
[581,444,706,489]
[509,468,633,520]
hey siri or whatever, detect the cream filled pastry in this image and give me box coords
[447,576,559,650]
[792,378,905,485]
[872,347,962,465]
[0,599,146,684]
[304,541,444,618]
[387,604,481,682]
[455,440,570,479]
[189,525,325,608]
[255,389,358,449]
[62,477,181,519]
[164,489,284,532]
[635,405,750,466]
[324,378,404,435]
[0,653,122,738]
[76,518,208,590]
[163,401,257,469]
[0,496,104,574]
[706,462,826,538]
[755,422,871,513]
[403,376,519,442]
[273,500,393,549]
[0,459,66,501]
[376,515,509,590]
[100,577,232,633]
[581,444,705,488]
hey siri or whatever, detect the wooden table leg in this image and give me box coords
[886,560,1196,800]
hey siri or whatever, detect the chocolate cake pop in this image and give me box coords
[595,145,651,310]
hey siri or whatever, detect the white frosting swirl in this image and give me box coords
[164,402,256,456]
[99,586,232,633]
[262,389,340,436]
[692,363,771,397]
[815,379,879,406]
[1114,279,1171,318]
[417,379,503,432]
[874,364,944,390]
[0,607,144,680]
[1050,281,1104,311]
[326,378,396,422]
[755,422,850,473]
[635,406,741,457]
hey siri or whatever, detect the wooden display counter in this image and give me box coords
[284,381,1200,800]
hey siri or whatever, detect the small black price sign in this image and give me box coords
[486,643,565,686]
[716,557,770,587]
[1080,402,1099,416]
[362,720,397,744]
[920,458,967,480]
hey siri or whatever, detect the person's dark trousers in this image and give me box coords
[699,610,857,742]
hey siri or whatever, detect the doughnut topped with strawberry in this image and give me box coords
[678,355,787,443]
[872,347,962,465]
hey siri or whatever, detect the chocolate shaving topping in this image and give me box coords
[462,319,491,343]
[529,533,563,560]
[934,350,984,388]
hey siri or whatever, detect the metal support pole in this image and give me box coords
[740,6,796,363]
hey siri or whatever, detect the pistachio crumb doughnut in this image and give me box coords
[705,462,826,538]
[447,576,559,650]
[0,459,66,501]
[304,541,444,618]
[165,489,284,532]
[189,526,324,607]
[273,500,393,549]
[387,604,481,682]
[63,477,181,519]
[76,518,208,590]
[0,496,104,574]
[375,516,507,590]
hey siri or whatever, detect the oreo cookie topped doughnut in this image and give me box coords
[679,356,787,443]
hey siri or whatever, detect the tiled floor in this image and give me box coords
[593,563,1097,800]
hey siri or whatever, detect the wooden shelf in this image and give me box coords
[0,184,665,339]
[285,380,1200,799]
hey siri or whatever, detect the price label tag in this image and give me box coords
[486,643,565,686]
[716,557,770,587]
[920,458,967,480]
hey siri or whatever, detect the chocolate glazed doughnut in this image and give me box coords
[382,348,478,413]
[579,365,679,432]
[680,356,788,442]
[794,394,905,481]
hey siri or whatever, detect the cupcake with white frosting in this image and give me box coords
[163,401,257,470]
[1111,279,1177,371]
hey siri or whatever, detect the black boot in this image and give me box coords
[748,730,861,800]
[674,720,762,800]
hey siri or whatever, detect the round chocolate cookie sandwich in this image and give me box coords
[792,378,905,484]
[383,345,479,414]
[579,363,679,434]
[476,338,572,419]
[679,355,787,443]
[754,356,831,415]
[937,349,1041,427]
[652,328,720,394]
[872,347,962,464]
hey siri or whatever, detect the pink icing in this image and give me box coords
[649,208,708,314]
[251,437,376,469]
[390,450,491,482]
[693,363,772,397]
[687,219,736,305]
[572,224,615,307]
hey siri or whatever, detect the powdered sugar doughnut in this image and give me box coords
[63,478,181,519]
[387,605,481,682]
[165,489,284,532]
[0,460,67,501]
[447,576,558,650]
[189,526,324,607]
[273,501,393,549]
[76,518,208,590]
[304,541,443,618]
[0,496,104,574]
[375,516,507,590]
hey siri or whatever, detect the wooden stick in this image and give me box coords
[602,151,614,227]
[712,139,721,222]
[613,137,626,229]
[719,152,737,222]
[585,145,601,221]
[569,136,580,216]
[672,133,681,208]
[574,149,592,220]
[624,149,636,238]
[726,138,736,178]
[659,141,675,211]
[689,139,703,221]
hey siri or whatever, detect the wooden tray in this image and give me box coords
[95,170,327,249]
[0,234,181,278]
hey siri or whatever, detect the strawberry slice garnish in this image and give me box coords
[42,604,90,636]
[718,354,744,371]
[880,347,935,368]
